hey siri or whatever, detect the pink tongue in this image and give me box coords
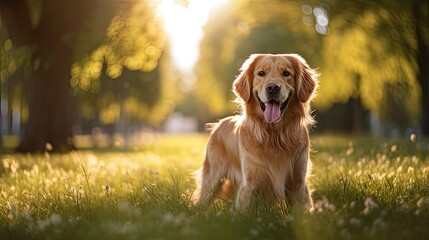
[264,101,281,123]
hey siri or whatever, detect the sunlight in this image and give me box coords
[156,0,228,72]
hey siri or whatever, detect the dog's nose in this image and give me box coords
[265,83,281,95]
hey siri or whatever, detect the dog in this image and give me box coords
[193,54,318,211]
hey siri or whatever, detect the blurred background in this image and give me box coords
[0,0,428,152]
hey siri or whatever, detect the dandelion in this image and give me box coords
[10,160,19,173]
[415,197,428,216]
[350,218,361,227]
[49,214,62,225]
[416,197,429,208]
[45,142,53,151]
[250,228,259,236]
[363,197,378,215]
[396,166,403,174]
[38,214,62,231]
[390,145,397,152]
[7,201,17,219]
[2,158,10,169]
[314,196,336,213]
[396,157,401,163]
[355,170,362,177]
[370,217,387,235]
[410,133,416,142]
[396,195,405,204]
[162,212,175,224]
[346,143,354,156]
[412,156,419,165]
[337,218,345,226]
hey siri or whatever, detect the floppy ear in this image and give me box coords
[233,54,260,102]
[289,54,319,103]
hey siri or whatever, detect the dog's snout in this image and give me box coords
[265,83,281,95]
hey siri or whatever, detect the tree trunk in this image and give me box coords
[16,43,75,152]
[0,0,97,152]
[414,0,429,137]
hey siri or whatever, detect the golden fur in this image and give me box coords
[193,54,318,211]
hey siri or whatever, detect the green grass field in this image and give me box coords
[1,134,429,239]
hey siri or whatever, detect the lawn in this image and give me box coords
[1,134,428,239]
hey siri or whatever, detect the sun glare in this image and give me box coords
[156,0,228,72]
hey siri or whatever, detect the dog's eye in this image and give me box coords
[282,71,291,77]
[257,71,265,77]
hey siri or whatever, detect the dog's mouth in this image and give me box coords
[258,96,290,123]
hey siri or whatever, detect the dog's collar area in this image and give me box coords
[257,96,289,113]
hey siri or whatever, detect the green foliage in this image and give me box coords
[194,0,426,128]
[69,0,175,126]
[195,0,321,120]
[1,134,429,239]
[317,4,420,124]
[71,1,166,88]
[1,0,175,130]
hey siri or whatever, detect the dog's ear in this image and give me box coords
[233,54,260,102]
[288,54,319,103]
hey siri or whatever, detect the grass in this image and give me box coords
[1,134,429,239]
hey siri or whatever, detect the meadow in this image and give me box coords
[1,134,428,240]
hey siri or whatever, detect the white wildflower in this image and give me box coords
[370,217,387,235]
[250,228,259,236]
[363,197,378,215]
[38,214,62,231]
[162,212,175,224]
[410,133,416,142]
[337,218,345,226]
[416,197,429,208]
[350,218,361,227]
[7,201,17,218]
[412,156,419,165]
[396,166,403,173]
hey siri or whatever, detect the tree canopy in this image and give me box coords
[194,0,428,135]
[0,0,177,152]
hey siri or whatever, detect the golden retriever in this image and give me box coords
[193,54,318,211]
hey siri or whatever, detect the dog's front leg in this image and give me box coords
[235,182,253,211]
[236,165,272,211]
[289,143,314,210]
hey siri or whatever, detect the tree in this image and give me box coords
[72,2,173,128]
[194,0,321,122]
[412,0,429,136]
[0,0,100,152]
[318,0,428,136]
[0,0,168,152]
[194,0,428,135]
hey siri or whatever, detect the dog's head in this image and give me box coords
[233,54,318,123]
